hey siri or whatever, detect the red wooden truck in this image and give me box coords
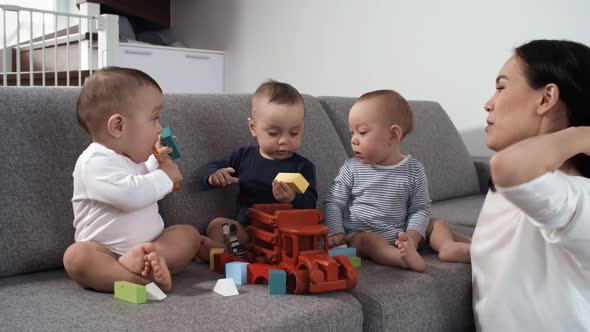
[244,204,357,294]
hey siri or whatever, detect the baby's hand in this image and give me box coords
[272,180,296,203]
[208,167,239,187]
[154,135,175,158]
[159,158,183,184]
[328,233,350,248]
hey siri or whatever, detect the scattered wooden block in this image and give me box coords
[347,256,361,268]
[328,247,357,257]
[114,281,146,304]
[247,263,273,285]
[146,282,167,300]
[274,173,309,194]
[213,278,239,296]
[209,248,225,270]
[214,252,245,275]
[268,269,286,295]
[161,127,180,159]
[225,261,249,286]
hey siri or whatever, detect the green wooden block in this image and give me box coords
[161,127,180,159]
[114,281,146,304]
[347,256,361,268]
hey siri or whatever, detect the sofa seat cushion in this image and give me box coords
[0,263,363,331]
[349,253,473,332]
[431,194,486,236]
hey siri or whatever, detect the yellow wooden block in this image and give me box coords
[274,173,310,194]
[210,248,225,270]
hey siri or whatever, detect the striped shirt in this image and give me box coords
[324,156,431,244]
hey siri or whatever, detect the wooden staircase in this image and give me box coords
[1,25,98,86]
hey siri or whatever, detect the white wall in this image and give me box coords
[169,0,590,156]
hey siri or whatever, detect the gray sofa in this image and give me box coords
[0,87,488,331]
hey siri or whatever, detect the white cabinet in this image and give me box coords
[118,43,224,94]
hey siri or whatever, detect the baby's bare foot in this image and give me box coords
[142,259,151,278]
[118,243,156,275]
[396,232,425,272]
[146,252,172,292]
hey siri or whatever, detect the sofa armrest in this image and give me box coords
[473,156,491,194]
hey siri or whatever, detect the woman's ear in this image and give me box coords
[247,117,257,137]
[537,83,560,116]
[107,114,124,138]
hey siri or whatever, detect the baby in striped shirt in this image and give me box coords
[324,90,471,272]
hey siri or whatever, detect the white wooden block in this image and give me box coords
[146,282,167,301]
[213,278,239,296]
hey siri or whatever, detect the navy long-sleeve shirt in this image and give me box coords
[201,146,317,225]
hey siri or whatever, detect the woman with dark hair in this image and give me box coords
[472,39,590,330]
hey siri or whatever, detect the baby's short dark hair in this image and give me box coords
[356,89,413,138]
[76,67,162,136]
[253,80,304,107]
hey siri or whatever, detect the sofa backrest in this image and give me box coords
[318,97,480,202]
[0,87,477,278]
[0,88,348,278]
[0,88,86,278]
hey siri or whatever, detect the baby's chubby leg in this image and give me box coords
[451,230,472,244]
[147,224,201,292]
[153,224,201,273]
[427,219,471,263]
[195,235,226,262]
[350,232,425,272]
[63,241,148,292]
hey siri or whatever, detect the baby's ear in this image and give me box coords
[247,117,257,137]
[107,113,124,138]
[389,124,403,142]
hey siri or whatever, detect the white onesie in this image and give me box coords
[71,143,172,254]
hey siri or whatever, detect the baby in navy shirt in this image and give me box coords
[202,80,317,256]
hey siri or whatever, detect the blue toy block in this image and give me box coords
[161,127,180,159]
[329,247,357,257]
[225,261,249,286]
[268,269,286,295]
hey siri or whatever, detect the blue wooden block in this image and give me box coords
[225,262,249,286]
[328,247,357,257]
[161,127,180,159]
[269,269,286,295]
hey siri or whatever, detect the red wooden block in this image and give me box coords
[213,253,247,275]
[247,263,274,285]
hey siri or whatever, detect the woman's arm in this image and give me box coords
[491,126,590,187]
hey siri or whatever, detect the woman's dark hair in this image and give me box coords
[515,39,590,179]
[490,40,590,190]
